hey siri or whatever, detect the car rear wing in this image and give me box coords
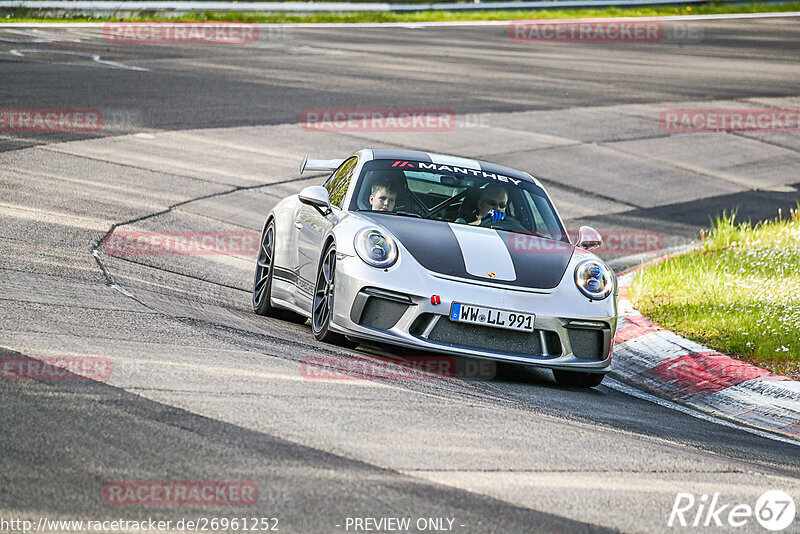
[300,155,345,174]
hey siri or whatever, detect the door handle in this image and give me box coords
[294,221,303,230]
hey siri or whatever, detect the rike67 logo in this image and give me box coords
[669,491,796,531]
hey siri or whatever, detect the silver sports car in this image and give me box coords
[253,149,618,388]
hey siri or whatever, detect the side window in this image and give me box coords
[324,157,358,208]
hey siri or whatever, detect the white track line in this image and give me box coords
[604,377,800,447]
[0,11,799,29]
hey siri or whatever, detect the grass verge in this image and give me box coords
[1,2,800,23]
[629,209,800,379]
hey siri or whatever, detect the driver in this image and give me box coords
[459,184,508,225]
[369,178,399,212]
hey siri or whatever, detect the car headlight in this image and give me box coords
[574,259,614,300]
[355,228,398,268]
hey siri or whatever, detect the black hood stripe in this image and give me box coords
[358,214,573,290]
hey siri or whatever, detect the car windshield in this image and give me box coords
[349,159,568,241]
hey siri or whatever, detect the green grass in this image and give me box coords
[629,209,800,379]
[2,2,800,23]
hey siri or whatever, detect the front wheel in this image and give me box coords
[312,243,356,348]
[553,370,604,388]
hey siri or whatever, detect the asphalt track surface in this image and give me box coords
[1,18,800,533]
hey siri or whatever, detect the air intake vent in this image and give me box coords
[358,297,409,330]
[543,330,562,356]
[409,313,435,336]
[567,328,604,360]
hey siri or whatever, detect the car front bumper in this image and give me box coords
[329,254,617,373]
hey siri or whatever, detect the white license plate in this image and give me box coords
[449,302,535,333]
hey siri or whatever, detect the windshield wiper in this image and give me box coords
[488,226,562,241]
[357,210,423,219]
[530,230,556,239]
[521,230,569,244]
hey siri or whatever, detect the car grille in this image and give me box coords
[426,319,560,358]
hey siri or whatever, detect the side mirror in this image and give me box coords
[576,226,603,250]
[299,186,332,215]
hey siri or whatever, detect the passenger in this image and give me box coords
[456,183,508,225]
[369,178,399,212]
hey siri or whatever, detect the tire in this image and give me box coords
[253,220,307,324]
[553,370,604,388]
[311,243,356,348]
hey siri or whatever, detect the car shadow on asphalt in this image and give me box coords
[352,340,606,392]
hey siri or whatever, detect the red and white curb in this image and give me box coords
[610,263,800,441]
